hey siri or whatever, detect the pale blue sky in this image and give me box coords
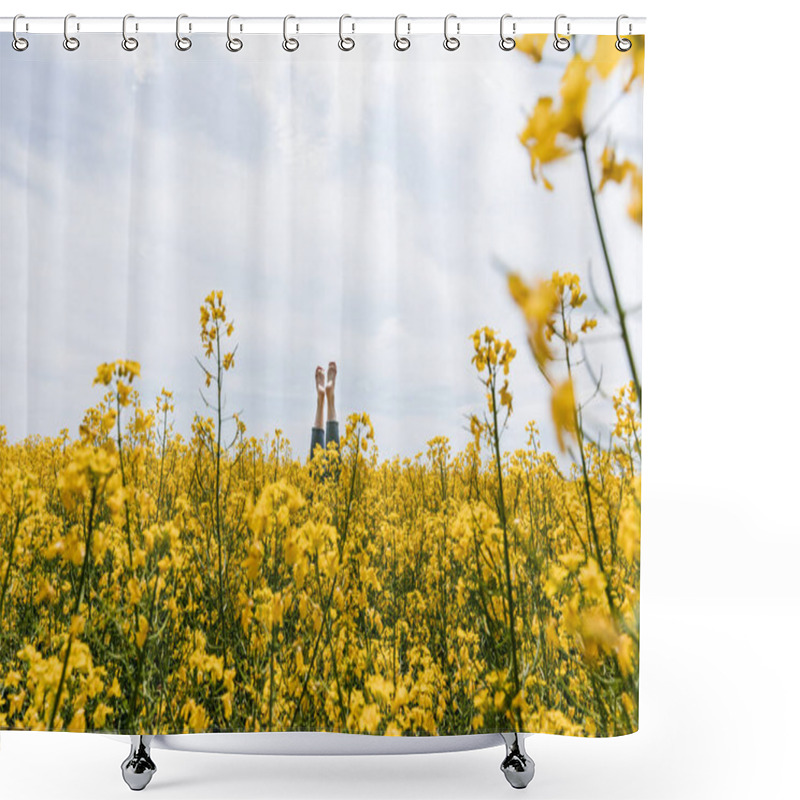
[0,33,642,460]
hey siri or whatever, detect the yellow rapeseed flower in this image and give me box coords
[551,379,577,451]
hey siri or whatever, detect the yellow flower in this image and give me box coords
[544,565,568,599]
[358,703,381,734]
[598,146,635,191]
[101,408,117,433]
[558,55,590,139]
[628,169,643,225]
[578,559,607,601]
[93,703,113,728]
[182,699,210,731]
[222,692,233,720]
[69,614,86,636]
[93,362,115,386]
[135,615,149,649]
[515,33,548,62]
[507,273,558,370]
[127,577,143,606]
[616,634,635,677]
[618,487,641,563]
[551,379,576,451]
[242,541,263,581]
[590,35,644,91]
[597,147,642,226]
[518,97,570,189]
[499,380,513,412]
[590,35,627,79]
[67,709,86,732]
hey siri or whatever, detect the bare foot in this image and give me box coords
[315,365,326,401]
[325,361,337,401]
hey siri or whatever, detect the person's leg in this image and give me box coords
[324,361,339,451]
[309,365,326,462]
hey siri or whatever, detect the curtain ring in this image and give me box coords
[616,14,632,51]
[176,14,192,51]
[12,15,28,51]
[283,15,299,52]
[443,14,460,51]
[122,14,139,51]
[553,14,570,51]
[394,14,410,51]
[63,13,80,51]
[226,15,243,52]
[338,14,355,51]
[499,14,515,51]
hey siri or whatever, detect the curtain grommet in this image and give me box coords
[553,14,570,51]
[338,14,355,51]
[63,13,80,51]
[616,14,632,51]
[226,15,243,52]
[394,14,410,51]
[443,14,460,51]
[12,15,29,51]
[499,14,516,51]
[283,15,299,52]
[121,14,139,51]
[176,14,192,51]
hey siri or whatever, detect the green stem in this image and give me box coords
[214,321,228,672]
[0,514,22,623]
[489,370,522,730]
[290,432,360,729]
[48,485,97,730]
[580,135,641,408]
[117,397,134,566]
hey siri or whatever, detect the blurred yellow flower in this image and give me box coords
[551,379,576,451]
[515,33,548,62]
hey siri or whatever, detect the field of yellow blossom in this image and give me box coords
[0,35,641,739]
[0,283,640,738]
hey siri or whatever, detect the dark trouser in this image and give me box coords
[310,420,340,463]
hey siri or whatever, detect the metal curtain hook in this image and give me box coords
[12,14,28,51]
[122,14,139,51]
[499,13,515,51]
[443,13,460,51]
[394,14,410,51]
[63,13,80,51]
[176,14,192,50]
[616,14,632,51]
[283,15,299,52]
[338,14,355,51]
[553,14,570,51]
[226,15,243,51]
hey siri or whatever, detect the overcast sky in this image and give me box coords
[0,33,642,461]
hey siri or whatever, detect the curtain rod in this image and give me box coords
[0,16,646,36]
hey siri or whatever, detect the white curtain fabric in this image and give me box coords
[0,31,643,744]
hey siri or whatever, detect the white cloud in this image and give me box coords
[1,34,642,462]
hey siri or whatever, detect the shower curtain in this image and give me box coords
[0,28,643,739]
